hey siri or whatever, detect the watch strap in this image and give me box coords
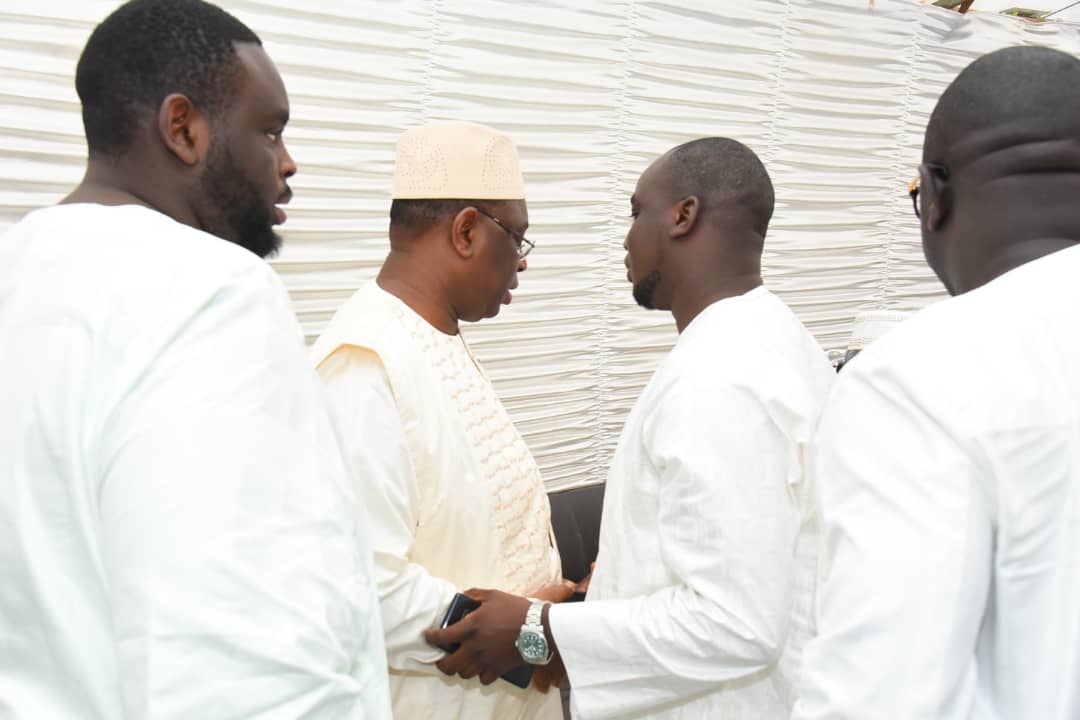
[525,599,547,628]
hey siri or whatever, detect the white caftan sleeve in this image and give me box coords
[318,346,459,673]
[793,363,992,719]
[550,379,798,719]
[99,267,390,719]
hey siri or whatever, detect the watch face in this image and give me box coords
[517,630,548,662]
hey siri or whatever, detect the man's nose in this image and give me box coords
[280,139,297,179]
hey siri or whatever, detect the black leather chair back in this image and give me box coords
[547,483,605,584]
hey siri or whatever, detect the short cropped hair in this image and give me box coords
[924,46,1080,162]
[75,0,261,158]
[390,199,508,233]
[666,137,774,237]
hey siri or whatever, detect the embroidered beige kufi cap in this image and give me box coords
[392,120,525,200]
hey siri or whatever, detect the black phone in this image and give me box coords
[435,592,535,689]
[435,593,481,652]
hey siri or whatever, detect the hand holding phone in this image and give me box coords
[435,592,536,689]
[434,593,481,653]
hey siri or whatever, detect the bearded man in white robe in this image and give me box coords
[0,1,390,717]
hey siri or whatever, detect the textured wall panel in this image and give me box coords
[3,0,1080,489]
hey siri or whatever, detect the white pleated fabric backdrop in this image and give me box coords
[3,0,1080,489]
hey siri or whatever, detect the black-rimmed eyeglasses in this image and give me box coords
[475,207,534,259]
[908,163,949,219]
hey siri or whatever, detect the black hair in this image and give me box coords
[75,0,261,158]
[389,198,507,233]
[665,137,774,238]
[924,46,1080,162]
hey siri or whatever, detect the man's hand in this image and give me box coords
[423,589,531,685]
[575,562,597,594]
[532,652,567,693]
[531,579,576,603]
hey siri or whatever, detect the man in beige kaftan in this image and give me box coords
[311,121,568,720]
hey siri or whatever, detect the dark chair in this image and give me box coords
[547,483,605,584]
[547,483,605,719]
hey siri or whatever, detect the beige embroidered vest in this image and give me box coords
[311,281,560,595]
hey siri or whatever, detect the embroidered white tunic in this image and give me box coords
[313,280,562,720]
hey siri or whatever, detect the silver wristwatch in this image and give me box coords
[515,599,553,665]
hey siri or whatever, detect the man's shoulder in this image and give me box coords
[855,245,1080,374]
[8,203,270,281]
[114,204,270,275]
[312,281,412,367]
[834,296,992,419]
[846,288,997,380]
[673,289,831,384]
[3,204,279,325]
[844,259,1080,429]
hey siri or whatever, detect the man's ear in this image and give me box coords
[157,93,210,167]
[450,207,478,259]
[920,164,951,232]
[670,195,700,240]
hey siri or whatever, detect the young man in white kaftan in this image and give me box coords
[0,2,391,718]
[427,138,834,719]
[794,46,1080,720]
[311,121,570,720]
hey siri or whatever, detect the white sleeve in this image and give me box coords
[793,364,992,719]
[550,379,799,719]
[99,267,390,719]
[318,346,459,674]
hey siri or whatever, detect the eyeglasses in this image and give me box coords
[908,163,948,219]
[908,176,921,218]
[475,207,534,259]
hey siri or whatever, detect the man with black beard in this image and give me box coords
[0,1,390,718]
[427,138,834,719]
[199,141,288,259]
